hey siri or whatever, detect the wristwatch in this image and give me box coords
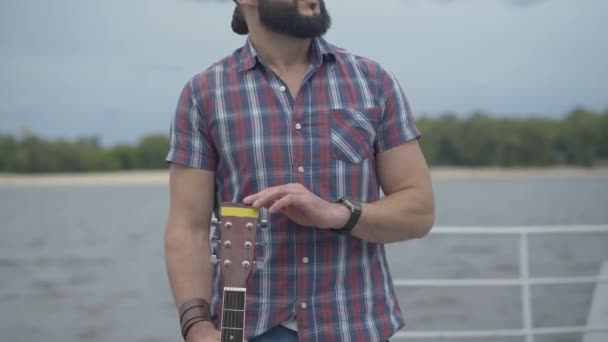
[333,196,362,234]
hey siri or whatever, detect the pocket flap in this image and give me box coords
[329,108,378,164]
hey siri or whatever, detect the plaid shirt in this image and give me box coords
[166,36,421,341]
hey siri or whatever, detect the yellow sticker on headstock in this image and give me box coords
[220,206,259,218]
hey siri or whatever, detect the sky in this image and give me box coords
[0,0,606,145]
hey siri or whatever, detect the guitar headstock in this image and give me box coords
[215,202,260,289]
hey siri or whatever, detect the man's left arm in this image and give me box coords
[346,138,435,243]
[338,66,435,243]
[347,65,435,243]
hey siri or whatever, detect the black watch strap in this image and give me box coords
[335,197,362,234]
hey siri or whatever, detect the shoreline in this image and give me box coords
[1,166,607,187]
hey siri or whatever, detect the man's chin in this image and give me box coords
[299,9,321,17]
[273,31,320,40]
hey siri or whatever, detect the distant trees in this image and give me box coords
[0,107,606,173]
[416,107,608,167]
[0,133,170,173]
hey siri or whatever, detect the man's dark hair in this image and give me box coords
[231,5,249,35]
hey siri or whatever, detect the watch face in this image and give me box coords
[344,198,360,211]
[343,200,355,212]
[334,197,362,234]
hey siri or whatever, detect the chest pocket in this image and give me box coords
[329,107,379,164]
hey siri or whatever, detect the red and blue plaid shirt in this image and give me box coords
[166,36,421,341]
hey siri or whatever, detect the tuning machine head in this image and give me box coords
[258,219,268,230]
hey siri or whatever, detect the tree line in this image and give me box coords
[0,134,170,173]
[0,107,606,173]
[415,107,607,167]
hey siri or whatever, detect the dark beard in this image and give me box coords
[258,0,331,39]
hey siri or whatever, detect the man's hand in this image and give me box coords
[243,183,350,229]
[185,321,220,342]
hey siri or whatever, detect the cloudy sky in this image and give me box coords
[0,0,606,145]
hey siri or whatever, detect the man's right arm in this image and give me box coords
[164,163,219,341]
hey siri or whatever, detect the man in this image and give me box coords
[164,0,435,341]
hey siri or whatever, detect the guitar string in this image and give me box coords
[224,289,229,342]
[223,290,226,342]
[226,291,233,337]
[228,288,233,339]
[228,289,233,341]
[239,225,250,341]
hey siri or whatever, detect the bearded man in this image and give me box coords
[163,0,436,341]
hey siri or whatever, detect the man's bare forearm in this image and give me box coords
[346,186,435,244]
[164,223,214,308]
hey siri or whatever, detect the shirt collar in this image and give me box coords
[237,36,336,72]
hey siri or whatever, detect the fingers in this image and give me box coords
[268,194,300,213]
[252,189,284,208]
[243,183,306,208]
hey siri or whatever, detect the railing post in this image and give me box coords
[521,231,534,342]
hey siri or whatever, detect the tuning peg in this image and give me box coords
[210,237,220,257]
[255,258,265,270]
[210,254,219,265]
[258,220,268,230]
[211,218,220,228]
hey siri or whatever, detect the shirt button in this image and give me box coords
[300,302,307,309]
[279,85,286,92]
[297,166,304,173]
[302,257,309,264]
[295,123,302,130]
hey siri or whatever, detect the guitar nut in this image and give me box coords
[244,241,252,249]
[242,261,251,269]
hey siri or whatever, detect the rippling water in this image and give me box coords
[1,177,607,342]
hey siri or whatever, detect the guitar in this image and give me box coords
[211,203,266,342]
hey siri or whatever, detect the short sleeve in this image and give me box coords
[165,79,217,170]
[374,68,422,154]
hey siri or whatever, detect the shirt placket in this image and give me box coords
[293,66,320,338]
[291,87,309,337]
[267,63,320,338]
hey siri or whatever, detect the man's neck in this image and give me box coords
[248,29,313,73]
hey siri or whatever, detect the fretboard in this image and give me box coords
[220,287,246,342]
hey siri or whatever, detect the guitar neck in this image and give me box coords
[220,287,246,342]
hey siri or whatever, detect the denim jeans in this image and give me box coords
[250,325,298,342]
[249,325,391,341]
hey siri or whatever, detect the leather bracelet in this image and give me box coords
[180,304,210,324]
[179,298,211,322]
[179,298,212,340]
[182,317,207,340]
[181,307,209,330]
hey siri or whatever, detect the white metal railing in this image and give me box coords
[392,225,608,341]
